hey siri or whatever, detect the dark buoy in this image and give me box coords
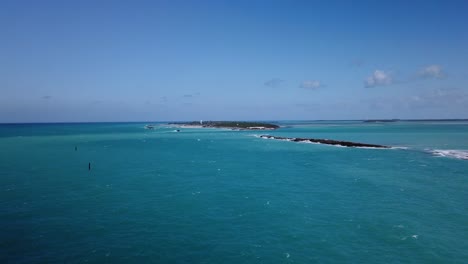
[75,146,77,151]
[88,162,91,171]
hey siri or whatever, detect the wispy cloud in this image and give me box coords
[182,92,200,98]
[264,78,284,88]
[408,88,468,108]
[364,70,393,88]
[418,64,445,79]
[300,80,322,90]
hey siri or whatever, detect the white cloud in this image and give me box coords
[264,78,284,88]
[418,64,445,79]
[300,80,322,89]
[365,70,393,88]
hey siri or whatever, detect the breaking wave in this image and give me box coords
[428,149,468,160]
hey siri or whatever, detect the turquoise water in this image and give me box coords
[1,121,467,263]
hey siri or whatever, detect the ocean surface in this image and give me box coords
[1,121,467,263]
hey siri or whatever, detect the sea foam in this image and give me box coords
[429,149,468,160]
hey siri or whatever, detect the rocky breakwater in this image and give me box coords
[260,135,390,148]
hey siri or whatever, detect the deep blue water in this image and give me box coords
[1,121,467,263]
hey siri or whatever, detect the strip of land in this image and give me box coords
[363,119,400,123]
[170,121,279,130]
[260,135,390,148]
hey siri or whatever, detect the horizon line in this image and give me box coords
[2,118,468,125]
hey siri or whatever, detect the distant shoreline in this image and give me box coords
[168,121,280,130]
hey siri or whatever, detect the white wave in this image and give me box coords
[352,146,383,149]
[391,146,409,150]
[429,149,468,160]
[298,140,321,145]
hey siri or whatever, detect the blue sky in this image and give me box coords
[1,0,468,122]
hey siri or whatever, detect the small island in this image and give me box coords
[170,121,279,130]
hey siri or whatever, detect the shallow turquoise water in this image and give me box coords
[1,121,467,263]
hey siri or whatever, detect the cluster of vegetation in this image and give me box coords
[171,121,279,129]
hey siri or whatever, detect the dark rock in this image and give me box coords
[260,135,390,148]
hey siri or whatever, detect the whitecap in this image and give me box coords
[428,149,468,160]
[298,140,321,145]
[352,146,384,149]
